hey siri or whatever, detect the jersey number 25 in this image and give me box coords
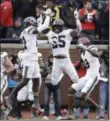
[52,35,66,49]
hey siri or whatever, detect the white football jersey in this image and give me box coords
[0,52,7,73]
[20,26,38,61]
[81,45,100,71]
[46,29,73,57]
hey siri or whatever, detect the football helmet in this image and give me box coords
[24,17,37,27]
[78,37,91,46]
[52,19,64,33]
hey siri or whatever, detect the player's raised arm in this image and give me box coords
[23,17,50,35]
[87,47,103,58]
[76,37,103,58]
[32,15,51,34]
[37,33,49,45]
[88,46,109,58]
[37,33,49,40]
[37,15,51,33]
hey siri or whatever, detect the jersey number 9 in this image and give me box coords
[52,35,66,49]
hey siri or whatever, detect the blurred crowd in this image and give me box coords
[0,0,109,41]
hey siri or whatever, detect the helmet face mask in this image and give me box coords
[52,19,64,33]
[52,25,63,34]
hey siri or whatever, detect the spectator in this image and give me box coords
[43,0,62,24]
[0,0,14,38]
[100,0,109,40]
[18,0,35,19]
[60,0,77,29]
[96,46,109,120]
[79,0,98,41]
[61,0,82,31]
[92,0,106,10]
[42,54,63,120]
[6,17,23,39]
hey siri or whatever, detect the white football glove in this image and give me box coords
[77,44,87,50]
[44,9,52,16]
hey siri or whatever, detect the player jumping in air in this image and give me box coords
[38,19,80,119]
[67,37,100,119]
[8,17,50,119]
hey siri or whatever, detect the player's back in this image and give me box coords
[81,45,100,71]
[47,29,73,57]
[20,26,38,60]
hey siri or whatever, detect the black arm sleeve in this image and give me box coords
[60,7,68,25]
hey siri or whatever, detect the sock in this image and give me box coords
[33,96,38,105]
[68,107,73,115]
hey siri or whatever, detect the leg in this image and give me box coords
[64,59,79,83]
[51,59,63,86]
[68,87,76,115]
[31,61,42,118]
[8,66,30,117]
[81,75,99,106]
[83,102,89,119]
[32,78,40,105]
[10,66,29,99]
[74,91,81,119]
[16,86,28,118]
[68,76,86,116]
[44,84,51,116]
[27,80,34,102]
[98,81,107,118]
[31,61,41,106]
[53,84,61,117]
[15,101,22,119]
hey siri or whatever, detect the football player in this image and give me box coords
[0,52,16,119]
[8,17,48,119]
[38,19,80,119]
[67,37,100,119]
[45,19,79,86]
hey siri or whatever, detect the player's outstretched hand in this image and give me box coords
[77,44,87,50]
[44,9,52,16]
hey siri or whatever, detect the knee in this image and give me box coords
[68,87,76,96]
[80,93,86,99]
